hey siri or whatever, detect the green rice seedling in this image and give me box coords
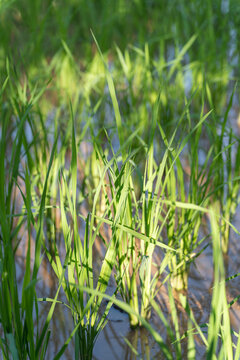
[220,131,240,254]
[90,136,140,328]
[91,33,179,327]
[168,206,240,359]
[78,286,176,360]
[137,99,182,320]
[206,84,240,253]
[91,99,180,327]
[206,207,235,359]
[0,72,60,358]
[90,205,239,359]
[115,43,158,133]
[80,282,200,360]
[163,154,207,291]
[91,33,141,327]
[115,35,200,143]
[93,127,186,327]
[44,111,123,359]
[0,77,28,359]
[177,207,240,359]
[157,94,213,291]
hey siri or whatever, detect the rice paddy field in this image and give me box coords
[1,0,240,359]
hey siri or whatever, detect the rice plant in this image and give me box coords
[177,206,240,359]
[0,73,60,359]
[90,92,176,326]
[206,84,240,253]
[83,205,240,359]
[39,109,122,359]
[156,92,213,291]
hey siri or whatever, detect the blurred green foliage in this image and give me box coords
[0,0,239,70]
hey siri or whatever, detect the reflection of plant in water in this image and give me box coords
[123,327,152,360]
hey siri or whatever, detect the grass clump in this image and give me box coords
[0,73,60,359]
